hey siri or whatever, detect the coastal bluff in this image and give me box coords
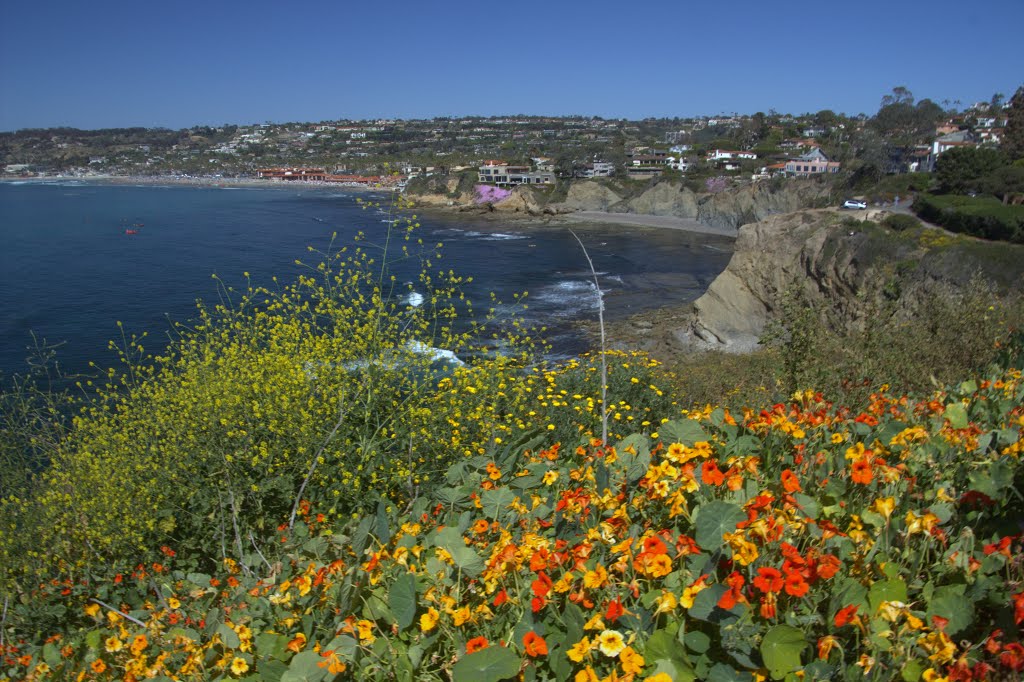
[407,176,832,232]
[608,209,1024,356]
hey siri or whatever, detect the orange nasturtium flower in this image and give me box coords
[784,572,810,598]
[851,458,873,484]
[702,460,725,486]
[466,636,489,653]
[523,631,549,657]
[780,469,802,493]
[834,604,860,628]
[753,567,784,594]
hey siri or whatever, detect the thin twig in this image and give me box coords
[0,595,8,649]
[249,531,274,574]
[289,401,347,531]
[88,598,146,627]
[569,230,608,446]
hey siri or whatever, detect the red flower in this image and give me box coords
[1001,642,1024,672]
[522,631,548,657]
[466,637,489,654]
[753,567,784,594]
[1013,591,1024,625]
[814,554,842,581]
[833,604,859,628]
[784,572,809,597]
[702,460,725,486]
[851,458,873,484]
[718,571,746,610]
[493,589,509,607]
[642,536,668,555]
[780,469,802,493]
[760,593,777,620]
[531,572,552,599]
[605,598,625,623]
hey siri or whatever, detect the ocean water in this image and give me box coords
[0,181,733,381]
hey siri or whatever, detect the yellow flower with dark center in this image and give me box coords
[356,619,375,643]
[597,630,626,657]
[105,636,123,653]
[620,646,644,674]
[567,636,592,663]
[230,657,249,676]
[420,607,440,632]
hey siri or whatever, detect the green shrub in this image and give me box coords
[913,193,1024,242]
[882,213,920,231]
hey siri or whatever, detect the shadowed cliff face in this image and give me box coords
[678,209,1024,353]
[410,177,833,229]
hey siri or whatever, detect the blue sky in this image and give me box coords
[1,0,1021,131]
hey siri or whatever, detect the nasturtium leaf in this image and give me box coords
[645,629,697,682]
[451,646,521,682]
[760,625,807,680]
[901,659,925,682]
[708,663,753,682]
[86,629,101,650]
[695,501,746,550]
[868,579,908,613]
[283,651,328,682]
[661,418,708,446]
[945,403,968,430]
[255,632,290,661]
[389,571,417,631]
[614,433,651,483]
[437,486,469,506]
[793,493,819,519]
[325,634,358,659]
[448,544,485,577]
[926,585,974,637]
[685,630,711,654]
[216,623,241,649]
[374,501,391,543]
[480,488,516,517]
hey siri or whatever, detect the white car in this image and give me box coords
[842,199,867,210]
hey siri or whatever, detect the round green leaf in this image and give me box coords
[389,571,418,631]
[695,501,746,550]
[451,646,521,682]
[760,625,807,680]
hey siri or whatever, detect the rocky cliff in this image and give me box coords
[677,209,1024,352]
[409,176,832,230]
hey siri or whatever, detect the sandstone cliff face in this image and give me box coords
[550,178,831,229]
[680,210,921,352]
[556,181,624,212]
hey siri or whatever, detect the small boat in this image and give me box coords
[125,229,139,235]
[133,222,145,227]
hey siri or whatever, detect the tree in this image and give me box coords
[1002,86,1024,161]
[980,164,1024,204]
[934,146,1006,194]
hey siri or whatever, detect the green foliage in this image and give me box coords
[934,146,1007,194]
[882,213,920,231]
[913,192,1024,242]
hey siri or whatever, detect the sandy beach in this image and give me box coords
[556,211,738,237]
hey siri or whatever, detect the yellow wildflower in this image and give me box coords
[230,657,249,676]
[620,646,645,674]
[597,630,626,657]
[567,636,593,663]
[420,607,440,632]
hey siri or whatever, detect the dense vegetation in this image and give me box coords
[2,208,1024,682]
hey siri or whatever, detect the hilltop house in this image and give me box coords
[707,149,757,161]
[477,160,554,186]
[784,148,840,176]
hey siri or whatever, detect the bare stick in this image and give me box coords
[88,598,146,627]
[249,531,274,574]
[289,401,347,531]
[0,595,8,648]
[568,230,608,446]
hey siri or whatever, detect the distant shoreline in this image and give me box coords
[0,174,390,193]
[2,175,739,239]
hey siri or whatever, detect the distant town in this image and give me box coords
[1,88,1020,202]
